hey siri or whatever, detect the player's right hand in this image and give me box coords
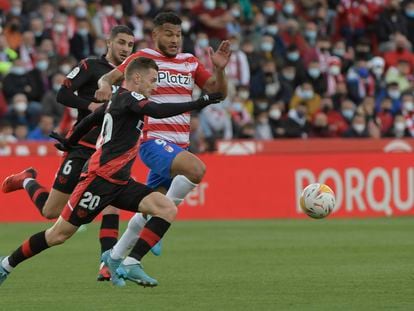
[196,93,224,107]
[94,85,112,102]
[49,131,78,152]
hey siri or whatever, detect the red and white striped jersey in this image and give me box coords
[117,48,212,147]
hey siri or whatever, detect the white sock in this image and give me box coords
[166,175,197,206]
[23,178,34,190]
[1,256,13,273]
[123,256,140,265]
[111,213,146,260]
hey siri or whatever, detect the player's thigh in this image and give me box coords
[45,216,79,246]
[42,188,71,219]
[61,175,121,227]
[170,150,206,183]
[139,139,185,179]
[111,178,153,213]
[101,205,119,215]
[52,155,86,195]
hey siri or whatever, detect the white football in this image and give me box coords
[300,183,336,219]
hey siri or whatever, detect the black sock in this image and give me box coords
[8,231,49,268]
[25,180,49,215]
[99,214,119,254]
[129,217,170,261]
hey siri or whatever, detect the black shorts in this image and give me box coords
[61,174,153,226]
[52,147,95,194]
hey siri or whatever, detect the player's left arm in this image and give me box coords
[201,40,231,98]
[129,92,224,118]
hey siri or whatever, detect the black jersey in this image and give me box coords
[79,88,221,184]
[57,56,119,148]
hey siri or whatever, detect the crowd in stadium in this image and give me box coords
[0,0,414,152]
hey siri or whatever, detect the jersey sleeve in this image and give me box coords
[126,92,151,114]
[116,51,143,73]
[57,59,92,110]
[194,59,212,89]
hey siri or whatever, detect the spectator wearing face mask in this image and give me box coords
[227,3,243,37]
[70,18,95,61]
[259,34,278,62]
[340,98,357,125]
[5,93,31,128]
[346,59,375,104]
[29,17,50,47]
[229,94,253,138]
[194,32,214,73]
[255,111,273,140]
[400,95,414,136]
[2,58,32,101]
[326,56,345,96]
[199,104,233,150]
[226,35,250,88]
[181,15,195,55]
[51,14,70,57]
[267,101,286,138]
[306,59,327,96]
[192,0,233,45]
[284,103,310,138]
[41,72,66,124]
[92,0,119,38]
[290,82,321,118]
[26,52,51,103]
[385,59,412,92]
[343,114,369,138]
[284,44,307,83]
[369,56,387,96]
[303,21,318,48]
[385,114,411,137]
[375,81,402,114]
[263,19,286,58]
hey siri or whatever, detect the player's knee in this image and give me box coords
[185,161,206,184]
[42,207,59,220]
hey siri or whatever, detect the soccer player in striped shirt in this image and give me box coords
[94,12,230,282]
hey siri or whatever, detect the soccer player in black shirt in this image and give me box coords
[1,25,135,281]
[0,57,223,287]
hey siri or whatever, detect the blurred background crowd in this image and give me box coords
[0,0,414,153]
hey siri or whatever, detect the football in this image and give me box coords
[300,183,336,219]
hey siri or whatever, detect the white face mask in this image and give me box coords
[103,6,114,16]
[353,124,365,133]
[114,10,123,19]
[395,122,406,131]
[204,0,216,10]
[14,101,27,112]
[265,83,279,97]
[54,24,65,33]
[404,101,414,111]
[239,90,249,100]
[197,38,209,48]
[75,7,87,18]
[11,67,26,75]
[94,47,107,56]
[308,68,321,78]
[60,64,72,75]
[329,66,341,76]
[388,89,401,99]
[36,60,49,71]
[232,102,243,112]
[182,21,191,33]
[269,109,281,120]
[372,66,384,76]
[261,42,274,52]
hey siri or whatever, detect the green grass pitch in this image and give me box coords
[0,218,413,311]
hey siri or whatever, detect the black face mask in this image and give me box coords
[322,105,331,113]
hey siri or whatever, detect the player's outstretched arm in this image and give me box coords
[140,93,224,119]
[95,69,124,101]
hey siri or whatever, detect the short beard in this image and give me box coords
[158,42,177,58]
